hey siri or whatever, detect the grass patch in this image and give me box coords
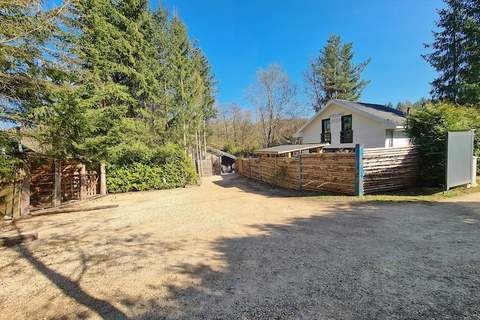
[309,179,480,203]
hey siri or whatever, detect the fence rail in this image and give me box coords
[237,146,419,195]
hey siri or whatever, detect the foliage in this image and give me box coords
[424,0,480,104]
[107,143,196,193]
[305,34,370,112]
[1,1,216,190]
[0,132,24,183]
[406,102,480,186]
[394,98,430,114]
[0,1,81,161]
[208,99,305,155]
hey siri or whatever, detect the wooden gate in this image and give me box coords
[30,159,98,209]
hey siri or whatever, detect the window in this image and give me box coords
[386,129,394,147]
[340,115,353,143]
[321,118,331,143]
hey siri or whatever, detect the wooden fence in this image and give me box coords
[30,159,98,210]
[237,151,357,195]
[363,146,419,194]
[236,146,419,195]
[1,158,102,219]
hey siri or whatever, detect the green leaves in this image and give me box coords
[424,0,480,104]
[305,34,370,112]
[1,1,215,189]
[406,102,480,186]
[106,143,197,193]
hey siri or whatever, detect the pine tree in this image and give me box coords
[423,0,466,103]
[192,48,216,120]
[0,1,87,165]
[164,16,197,145]
[58,0,129,161]
[461,0,480,104]
[305,34,370,112]
[0,0,63,126]
[2,0,216,176]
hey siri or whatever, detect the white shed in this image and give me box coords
[293,99,410,148]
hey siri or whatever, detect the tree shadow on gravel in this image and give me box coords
[15,242,129,319]
[213,174,329,198]
[5,221,183,319]
[133,200,480,319]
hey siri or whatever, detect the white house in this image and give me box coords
[293,99,410,148]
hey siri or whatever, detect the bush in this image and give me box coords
[406,103,480,186]
[106,143,197,193]
[0,132,25,184]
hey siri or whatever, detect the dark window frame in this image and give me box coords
[321,118,331,143]
[340,115,353,143]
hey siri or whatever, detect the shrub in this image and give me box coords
[406,102,480,186]
[0,132,25,184]
[106,143,197,193]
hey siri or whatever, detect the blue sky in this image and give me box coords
[157,0,442,113]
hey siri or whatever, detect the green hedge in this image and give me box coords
[406,102,480,186]
[106,143,197,193]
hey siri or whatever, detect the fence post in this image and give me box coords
[355,144,364,196]
[99,162,107,195]
[20,169,31,216]
[52,160,62,207]
[296,154,302,191]
[79,164,87,200]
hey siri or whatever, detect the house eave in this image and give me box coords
[294,100,405,136]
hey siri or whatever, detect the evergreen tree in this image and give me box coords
[461,0,480,104]
[424,0,480,105]
[192,48,216,120]
[164,16,197,145]
[0,0,85,170]
[305,34,370,112]
[60,0,169,161]
[1,0,216,182]
[423,0,466,103]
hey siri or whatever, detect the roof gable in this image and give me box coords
[294,99,406,137]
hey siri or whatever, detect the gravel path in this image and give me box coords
[1,175,479,319]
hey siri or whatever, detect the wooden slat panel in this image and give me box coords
[363,146,419,194]
[236,153,356,195]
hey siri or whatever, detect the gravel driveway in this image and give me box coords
[1,175,479,319]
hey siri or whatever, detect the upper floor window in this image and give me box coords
[340,115,353,143]
[321,118,331,143]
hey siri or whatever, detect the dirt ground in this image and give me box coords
[1,175,480,319]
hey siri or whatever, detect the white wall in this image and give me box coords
[392,130,410,147]
[301,103,387,148]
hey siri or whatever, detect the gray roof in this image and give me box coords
[256,144,325,155]
[336,100,406,125]
[294,99,406,137]
[207,147,236,159]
